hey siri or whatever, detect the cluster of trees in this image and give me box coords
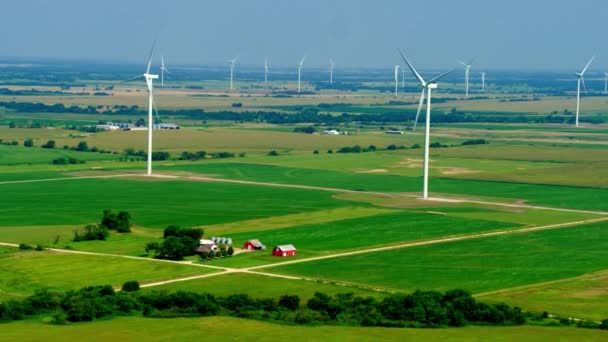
[335,143,419,154]
[2,286,604,330]
[461,139,489,146]
[126,149,237,162]
[0,139,19,146]
[145,226,204,260]
[293,126,316,134]
[199,246,234,261]
[52,157,85,165]
[73,210,132,242]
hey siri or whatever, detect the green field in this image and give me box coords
[1,316,606,342]
[272,221,608,296]
[0,248,217,300]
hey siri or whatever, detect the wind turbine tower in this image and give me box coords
[481,72,486,91]
[400,50,454,199]
[264,58,269,83]
[329,59,335,85]
[160,56,169,88]
[229,57,238,90]
[402,69,406,89]
[458,59,474,97]
[297,56,306,93]
[604,72,607,95]
[574,56,594,127]
[394,65,400,97]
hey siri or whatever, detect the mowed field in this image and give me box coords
[1,85,608,335]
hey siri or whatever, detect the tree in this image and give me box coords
[23,138,34,147]
[157,236,192,260]
[41,140,56,149]
[279,295,300,311]
[144,241,159,255]
[267,150,279,156]
[135,118,146,127]
[75,141,89,152]
[227,246,234,256]
[121,281,140,292]
[115,211,132,233]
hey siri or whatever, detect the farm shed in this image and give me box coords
[272,244,297,257]
[243,239,266,250]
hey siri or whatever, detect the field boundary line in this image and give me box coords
[245,216,608,271]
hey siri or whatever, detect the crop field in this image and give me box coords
[1,75,608,337]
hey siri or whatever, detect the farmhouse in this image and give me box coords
[198,239,218,252]
[243,239,266,250]
[272,244,297,257]
[322,129,340,135]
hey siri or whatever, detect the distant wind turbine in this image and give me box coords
[457,58,475,97]
[574,56,594,127]
[481,72,486,91]
[402,69,406,89]
[264,58,269,83]
[160,56,169,88]
[229,56,239,90]
[604,72,607,95]
[400,49,454,199]
[121,39,160,176]
[394,65,400,97]
[329,59,335,85]
[297,56,306,93]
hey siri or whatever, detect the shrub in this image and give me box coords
[313,150,319,154]
[387,144,397,150]
[279,295,300,311]
[122,281,140,292]
[73,224,109,242]
[100,209,132,233]
[227,246,234,256]
[34,244,45,251]
[268,150,279,156]
[18,243,33,250]
[600,319,608,330]
[41,140,56,149]
[23,138,34,147]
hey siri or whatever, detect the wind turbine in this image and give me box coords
[574,56,594,127]
[264,57,269,83]
[297,56,306,93]
[604,72,607,95]
[228,56,239,90]
[402,69,406,89]
[400,49,454,199]
[160,56,169,88]
[329,59,335,85]
[481,72,486,91]
[394,65,400,97]
[457,58,474,97]
[122,40,159,176]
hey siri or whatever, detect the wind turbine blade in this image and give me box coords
[146,38,158,74]
[427,69,456,84]
[467,57,476,66]
[413,88,425,132]
[581,56,595,75]
[581,76,588,92]
[457,60,467,66]
[399,49,425,85]
[300,56,306,65]
[119,75,145,84]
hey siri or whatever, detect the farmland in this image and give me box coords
[1,66,608,338]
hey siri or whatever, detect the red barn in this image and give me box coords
[272,244,297,257]
[243,239,265,250]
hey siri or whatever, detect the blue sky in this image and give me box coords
[1,0,605,70]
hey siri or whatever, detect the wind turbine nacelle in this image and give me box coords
[428,83,438,89]
[144,74,159,80]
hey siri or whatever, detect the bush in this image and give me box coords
[462,139,488,146]
[267,150,279,156]
[23,138,34,147]
[73,224,109,242]
[34,244,45,251]
[600,319,608,330]
[100,209,132,233]
[227,246,234,256]
[387,144,397,150]
[75,141,89,152]
[313,150,319,154]
[122,281,140,292]
[18,243,33,250]
[278,295,300,311]
[41,140,56,149]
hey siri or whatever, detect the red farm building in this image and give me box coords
[272,244,297,257]
[243,239,266,250]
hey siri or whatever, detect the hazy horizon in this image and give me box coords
[1,0,606,71]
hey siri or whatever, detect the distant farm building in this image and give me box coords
[96,121,180,131]
[322,129,340,135]
[385,130,404,135]
[272,244,297,257]
[243,239,266,250]
[211,236,233,245]
[197,239,218,253]
[153,123,181,130]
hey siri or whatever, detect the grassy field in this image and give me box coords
[0,248,217,300]
[0,144,120,165]
[0,177,353,228]
[272,221,608,297]
[1,316,606,342]
[478,269,608,321]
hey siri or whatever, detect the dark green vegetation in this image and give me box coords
[273,221,608,293]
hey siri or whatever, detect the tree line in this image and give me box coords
[1,284,606,330]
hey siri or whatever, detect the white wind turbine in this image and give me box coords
[160,56,169,88]
[400,49,454,199]
[457,58,474,97]
[122,40,160,176]
[574,56,594,127]
[229,56,239,90]
[264,57,269,83]
[329,59,335,85]
[603,72,607,95]
[394,65,400,97]
[481,72,486,91]
[402,69,406,89]
[297,56,306,93]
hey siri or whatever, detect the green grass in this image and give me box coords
[227,211,520,253]
[478,269,608,321]
[1,316,606,342]
[0,248,217,300]
[272,221,608,295]
[0,177,353,228]
[165,162,608,211]
[147,273,385,300]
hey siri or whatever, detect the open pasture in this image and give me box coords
[271,221,608,298]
